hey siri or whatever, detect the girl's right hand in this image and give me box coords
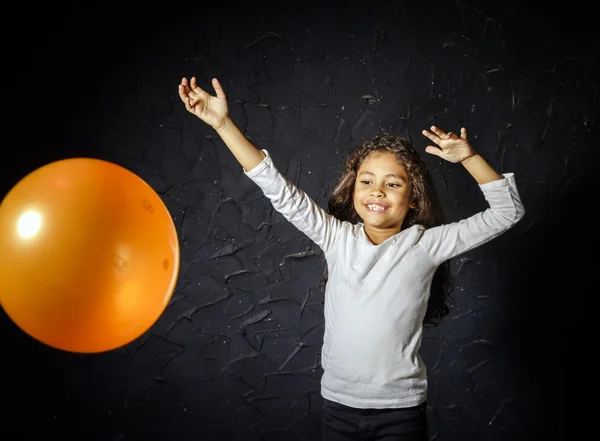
[178,77,230,130]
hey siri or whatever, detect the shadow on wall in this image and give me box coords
[507,167,598,440]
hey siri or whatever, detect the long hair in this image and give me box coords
[327,133,454,327]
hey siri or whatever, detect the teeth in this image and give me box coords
[367,204,386,211]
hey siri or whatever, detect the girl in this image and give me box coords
[178,76,525,441]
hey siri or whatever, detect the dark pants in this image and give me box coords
[322,398,429,441]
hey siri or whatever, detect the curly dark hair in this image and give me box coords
[326,133,454,327]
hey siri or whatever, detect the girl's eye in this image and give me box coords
[360,181,400,187]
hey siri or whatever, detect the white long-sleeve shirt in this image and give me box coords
[244,150,525,409]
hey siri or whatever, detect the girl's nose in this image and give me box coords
[370,187,384,197]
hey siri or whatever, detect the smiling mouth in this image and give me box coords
[365,204,389,213]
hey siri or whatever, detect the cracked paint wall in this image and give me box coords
[2,0,597,440]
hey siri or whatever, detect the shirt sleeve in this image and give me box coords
[419,173,526,265]
[243,149,343,255]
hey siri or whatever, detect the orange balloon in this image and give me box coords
[0,158,180,353]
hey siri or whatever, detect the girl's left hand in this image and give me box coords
[421,126,476,163]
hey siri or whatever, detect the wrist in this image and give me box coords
[215,116,233,133]
[460,152,480,165]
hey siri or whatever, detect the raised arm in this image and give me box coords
[178,76,265,171]
[178,76,344,254]
[419,126,525,264]
[421,126,503,185]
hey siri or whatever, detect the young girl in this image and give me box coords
[178,76,525,441]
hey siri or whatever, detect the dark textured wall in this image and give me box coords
[2,1,597,440]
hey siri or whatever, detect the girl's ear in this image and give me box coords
[409,201,417,209]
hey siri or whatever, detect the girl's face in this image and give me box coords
[353,152,415,233]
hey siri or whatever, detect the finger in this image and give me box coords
[189,76,210,100]
[180,94,192,111]
[178,77,190,95]
[181,94,193,111]
[178,84,192,107]
[212,78,226,99]
[178,77,198,111]
[445,132,458,140]
[177,78,190,99]
[430,126,446,138]
[178,84,187,100]
[460,127,468,139]
[421,129,441,145]
[425,146,443,158]
[190,76,206,95]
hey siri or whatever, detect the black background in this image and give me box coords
[2,1,598,439]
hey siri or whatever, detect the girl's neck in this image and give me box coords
[364,225,402,245]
